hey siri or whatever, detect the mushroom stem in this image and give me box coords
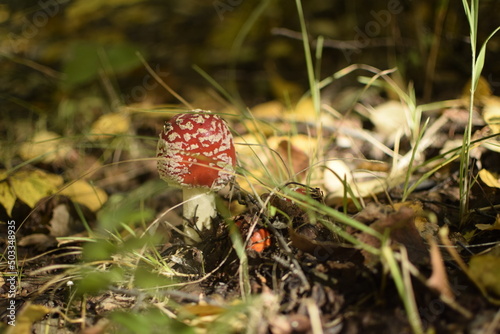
[182,187,217,242]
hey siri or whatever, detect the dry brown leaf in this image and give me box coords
[427,237,454,300]
[393,201,439,240]
[269,134,318,155]
[48,204,72,237]
[18,233,56,249]
[234,133,271,192]
[269,135,318,178]
[288,226,359,263]
[273,139,309,179]
[358,206,428,266]
[439,139,463,159]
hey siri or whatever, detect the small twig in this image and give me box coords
[0,52,61,78]
[266,221,311,290]
[271,27,399,50]
[136,52,193,109]
[109,286,222,306]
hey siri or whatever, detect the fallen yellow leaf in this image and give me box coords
[18,130,73,164]
[5,303,51,334]
[469,254,500,299]
[0,174,16,216]
[288,97,315,123]
[1,170,63,213]
[243,101,285,136]
[89,112,131,140]
[476,214,500,230]
[9,170,63,208]
[482,96,500,134]
[61,179,108,211]
[461,76,492,106]
[478,169,500,188]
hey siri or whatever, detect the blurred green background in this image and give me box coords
[2,0,500,124]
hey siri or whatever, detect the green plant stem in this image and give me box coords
[295,0,319,116]
[459,0,478,225]
[459,1,500,226]
[382,244,423,334]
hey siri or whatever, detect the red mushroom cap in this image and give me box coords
[249,228,271,252]
[157,110,236,190]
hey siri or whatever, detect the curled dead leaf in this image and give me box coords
[427,237,454,300]
[357,205,428,267]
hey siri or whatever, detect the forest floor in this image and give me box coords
[1,1,500,333]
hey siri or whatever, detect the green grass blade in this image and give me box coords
[295,0,320,116]
[473,26,500,91]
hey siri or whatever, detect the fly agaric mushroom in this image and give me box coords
[157,110,236,243]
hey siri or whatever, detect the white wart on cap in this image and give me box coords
[157,110,236,190]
